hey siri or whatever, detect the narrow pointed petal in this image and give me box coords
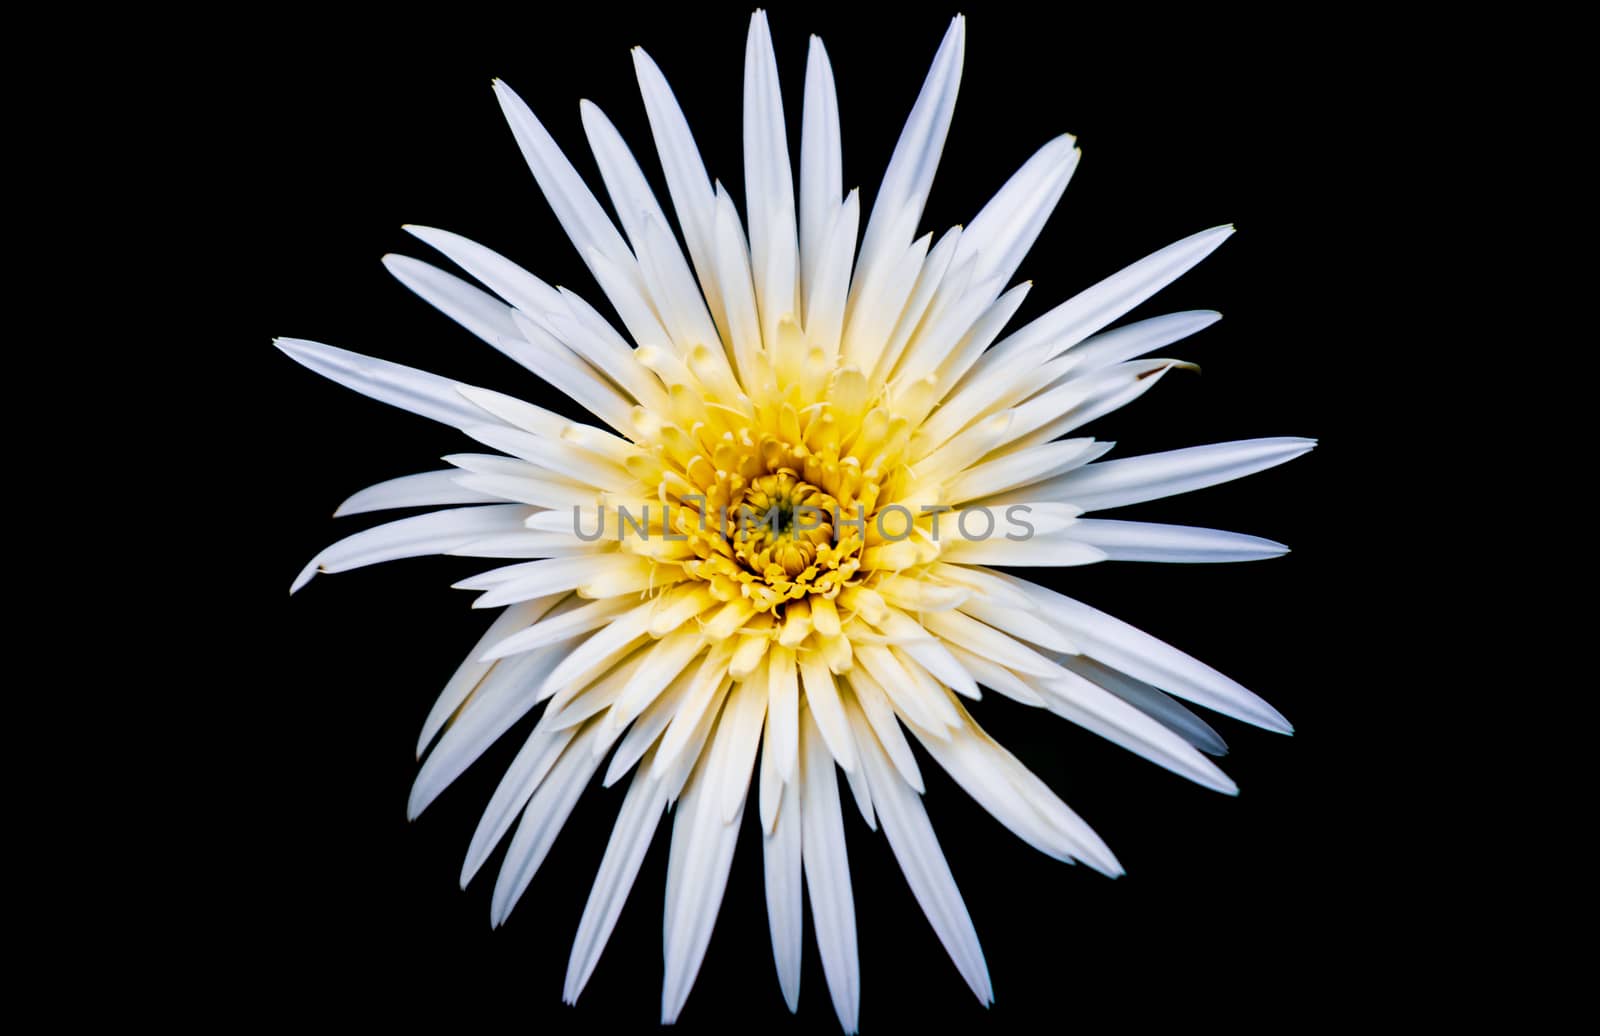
[851,16,965,311]
[799,654,857,772]
[985,571,1294,733]
[952,134,1079,289]
[743,11,800,342]
[415,596,564,758]
[1056,309,1221,376]
[462,717,583,887]
[274,338,508,432]
[292,504,533,593]
[1034,669,1239,794]
[766,645,800,781]
[799,34,843,308]
[987,224,1236,365]
[332,470,500,516]
[762,755,803,1012]
[800,709,861,1033]
[382,254,522,351]
[662,704,748,1023]
[903,699,1109,869]
[1043,437,1317,513]
[492,79,640,287]
[849,695,992,1005]
[631,48,721,321]
[1058,655,1229,756]
[1062,519,1290,563]
[715,676,769,823]
[842,668,923,793]
[408,643,572,820]
[565,759,669,1004]
[480,595,636,661]
[490,719,609,926]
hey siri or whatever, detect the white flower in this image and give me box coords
[279,12,1312,1031]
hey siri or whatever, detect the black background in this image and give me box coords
[167,2,1435,1028]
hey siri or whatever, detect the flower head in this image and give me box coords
[280,11,1312,1030]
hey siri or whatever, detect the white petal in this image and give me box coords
[333,470,502,516]
[504,311,638,434]
[1056,654,1228,757]
[799,654,856,772]
[631,48,722,332]
[711,184,763,384]
[743,11,800,344]
[450,472,596,511]
[448,531,602,559]
[842,668,923,793]
[1062,518,1290,563]
[987,224,1236,365]
[537,600,658,701]
[274,337,506,432]
[943,438,1103,504]
[956,595,1079,655]
[868,226,960,390]
[490,719,609,927]
[456,419,630,490]
[1041,437,1317,513]
[854,643,957,733]
[762,751,803,1012]
[952,134,1079,289]
[893,272,1015,388]
[401,224,561,313]
[606,630,710,735]
[912,696,1124,876]
[545,644,650,730]
[929,281,1033,399]
[633,213,724,355]
[800,708,860,1033]
[461,716,582,887]
[661,704,748,1023]
[926,562,1038,612]
[1034,668,1239,794]
[452,384,569,439]
[897,634,980,701]
[1055,309,1221,376]
[985,570,1293,733]
[415,596,563,758]
[409,627,577,819]
[470,554,647,610]
[382,254,522,351]
[603,661,699,787]
[939,643,1047,708]
[766,645,800,782]
[653,653,734,782]
[564,758,668,1004]
[848,693,993,1005]
[715,676,769,824]
[803,189,859,359]
[578,101,717,346]
[903,698,1104,867]
[480,594,636,661]
[994,358,1185,454]
[291,504,533,593]
[918,608,1068,677]
[492,79,639,287]
[937,533,1106,569]
[845,223,932,375]
[798,34,842,311]
[850,16,965,315]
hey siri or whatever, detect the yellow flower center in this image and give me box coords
[616,332,935,616]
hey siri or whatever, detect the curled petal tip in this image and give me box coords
[289,561,318,595]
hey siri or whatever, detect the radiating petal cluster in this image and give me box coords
[280,12,1311,1030]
